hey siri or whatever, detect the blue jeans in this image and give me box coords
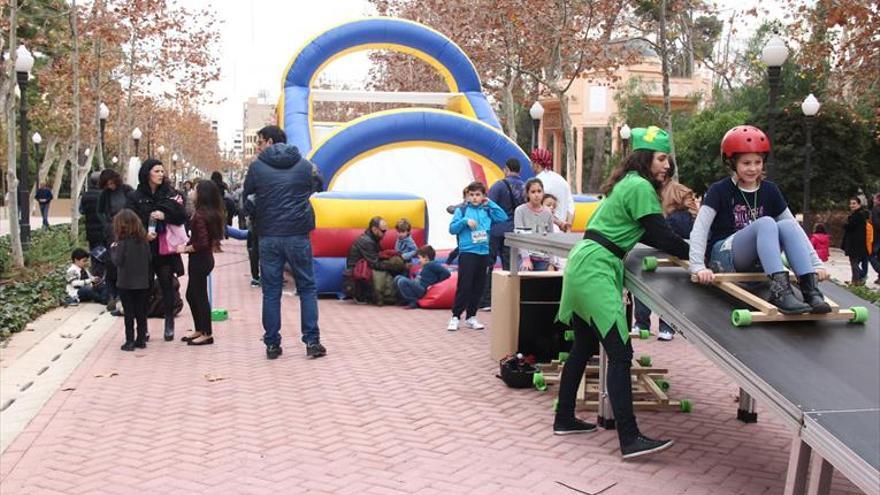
[395,275,426,305]
[39,203,50,227]
[710,217,814,276]
[633,297,672,334]
[259,235,320,347]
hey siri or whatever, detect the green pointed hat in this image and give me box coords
[631,126,671,153]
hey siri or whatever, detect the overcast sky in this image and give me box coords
[195,0,778,151]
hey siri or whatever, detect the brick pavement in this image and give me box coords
[0,240,867,494]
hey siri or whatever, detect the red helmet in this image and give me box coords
[721,125,771,158]
[530,148,553,169]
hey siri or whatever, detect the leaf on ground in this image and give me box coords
[94,371,118,378]
[61,387,76,391]
[204,373,225,382]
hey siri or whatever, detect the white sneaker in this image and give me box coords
[658,327,674,341]
[465,317,485,330]
[447,317,460,331]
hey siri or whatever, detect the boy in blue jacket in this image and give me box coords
[448,181,507,331]
[394,245,451,308]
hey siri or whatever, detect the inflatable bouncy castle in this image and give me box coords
[277,18,542,297]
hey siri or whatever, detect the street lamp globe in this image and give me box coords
[801,94,821,116]
[111,156,118,164]
[32,132,42,144]
[172,153,178,161]
[15,45,35,73]
[761,36,789,67]
[99,103,110,120]
[84,148,90,156]
[131,127,142,140]
[619,124,632,140]
[157,145,166,156]
[529,101,545,120]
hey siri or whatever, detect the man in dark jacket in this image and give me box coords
[841,196,869,285]
[243,125,325,360]
[343,216,397,303]
[80,172,105,251]
[870,193,880,284]
[479,158,525,309]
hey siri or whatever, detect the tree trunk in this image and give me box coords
[556,88,576,190]
[501,70,518,141]
[92,0,105,171]
[5,1,24,267]
[658,0,677,174]
[588,126,607,192]
[69,0,83,242]
[29,135,59,214]
[123,29,138,160]
[51,143,71,200]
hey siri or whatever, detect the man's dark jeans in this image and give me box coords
[259,235,320,347]
[480,233,511,307]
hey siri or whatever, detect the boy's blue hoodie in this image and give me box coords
[449,199,507,255]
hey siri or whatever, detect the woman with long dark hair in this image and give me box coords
[97,169,134,313]
[555,127,690,459]
[179,180,225,346]
[127,159,187,341]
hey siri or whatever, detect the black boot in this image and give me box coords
[798,273,832,314]
[767,272,811,314]
[164,316,174,341]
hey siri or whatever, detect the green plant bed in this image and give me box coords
[1,224,85,340]
[845,284,880,306]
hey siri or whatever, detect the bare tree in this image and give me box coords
[4,0,24,267]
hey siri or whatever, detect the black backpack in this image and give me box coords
[502,178,525,217]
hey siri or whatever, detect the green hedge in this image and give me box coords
[1,224,85,339]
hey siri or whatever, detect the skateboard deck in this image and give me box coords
[641,256,870,327]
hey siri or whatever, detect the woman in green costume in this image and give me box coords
[554,126,690,460]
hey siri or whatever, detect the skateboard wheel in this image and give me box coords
[654,379,670,391]
[849,306,869,324]
[558,351,569,363]
[639,329,651,340]
[564,330,575,342]
[211,308,228,322]
[638,355,652,367]
[533,372,547,391]
[731,309,752,327]
[680,399,693,413]
[642,256,658,271]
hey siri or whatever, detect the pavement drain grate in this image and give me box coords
[36,366,49,376]
[51,354,61,362]
[0,398,14,412]
[19,381,33,392]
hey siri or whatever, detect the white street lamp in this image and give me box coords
[31,132,42,145]
[157,145,166,156]
[99,103,110,120]
[111,156,118,164]
[14,45,35,74]
[131,127,142,157]
[619,124,632,140]
[801,94,820,116]
[84,147,90,156]
[761,36,789,68]
[529,101,545,150]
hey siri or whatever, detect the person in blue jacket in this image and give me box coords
[447,181,507,331]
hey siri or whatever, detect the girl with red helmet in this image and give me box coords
[688,125,830,314]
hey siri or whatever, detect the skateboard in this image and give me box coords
[641,256,870,327]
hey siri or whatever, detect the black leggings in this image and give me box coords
[247,229,260,280]
[452,253,489,319]
[186,251,215,335]
[557,314,639,446]
[154,263,177,325]
[119,288,149,343]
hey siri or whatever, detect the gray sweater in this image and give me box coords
[514,204,555,260]
[111,239,152,290]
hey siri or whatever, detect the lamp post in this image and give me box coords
[800,93,820,232]
[16,45,35,249]
[761,34,789,178]
[99,103,109,168]
[529,101,545,151]
[111,156,118,166]
[32,132,42,161]
[131,127,142,158]
[172,153,178,185]
[619,124,632,156]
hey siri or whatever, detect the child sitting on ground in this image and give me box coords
[394,245,451,309]
[64,248,108,306]
[809,223,830,262]
[395,218,418,262]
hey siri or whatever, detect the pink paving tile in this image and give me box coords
[0,240,868,494]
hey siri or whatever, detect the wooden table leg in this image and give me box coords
[806,454,833,495]
[784,437,812,495]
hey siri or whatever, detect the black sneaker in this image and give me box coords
[120,341,135,351]
[553,417,598,435]
[621,435,674,460]
[134,340,147,349]
[306,342,327,358]
[266,345,283,360]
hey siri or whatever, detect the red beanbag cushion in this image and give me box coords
[418,271,457,309]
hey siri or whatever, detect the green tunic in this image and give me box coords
[557,172,662,343]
